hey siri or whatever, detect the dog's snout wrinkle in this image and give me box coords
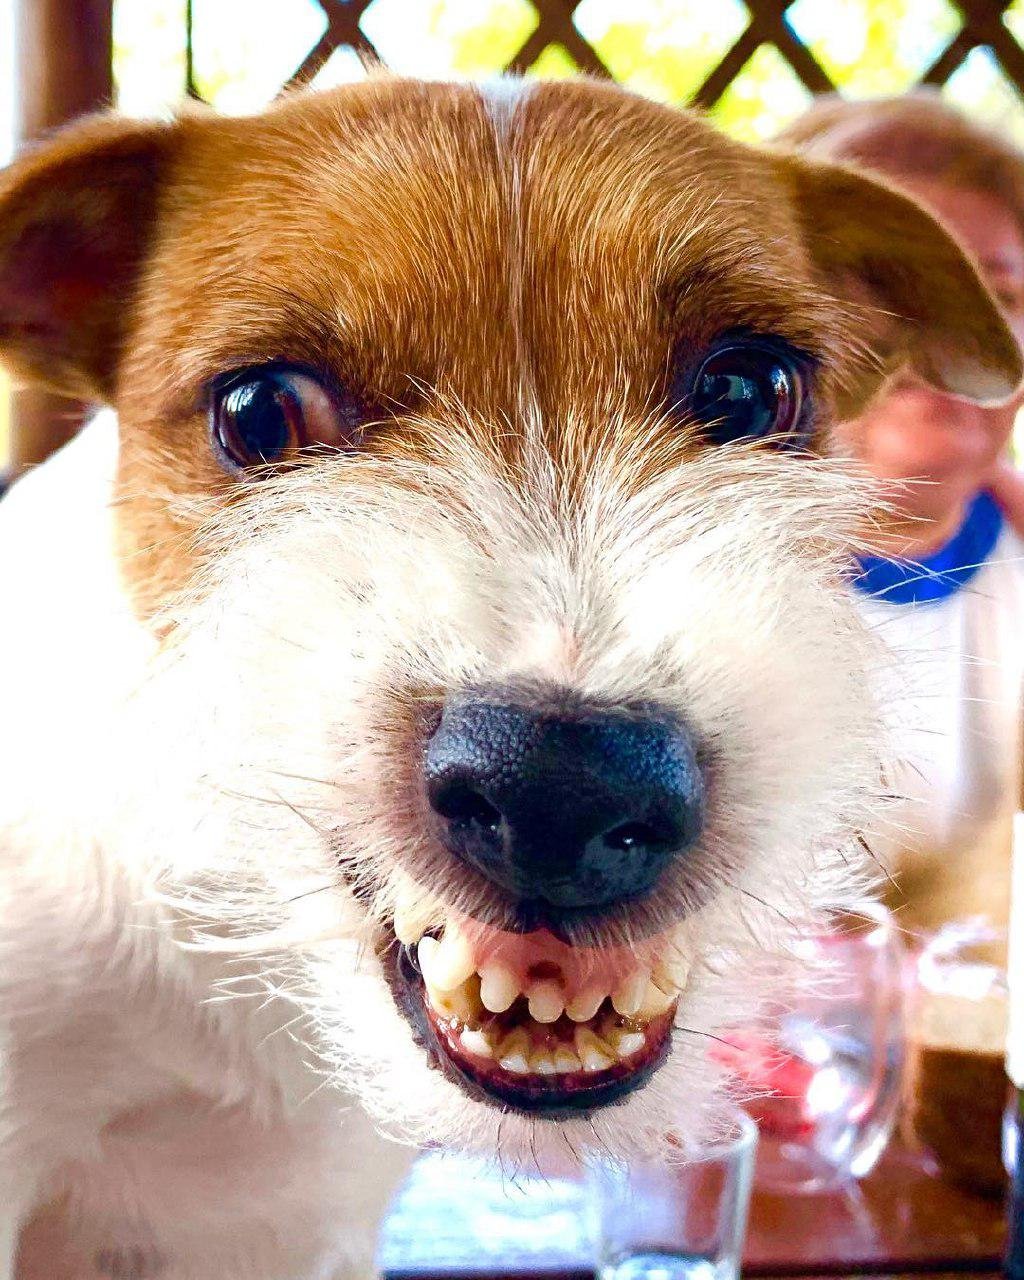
[423,692,705,912]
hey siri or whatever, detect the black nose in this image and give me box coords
[423,693,704,913]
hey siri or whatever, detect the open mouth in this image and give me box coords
[384,910,689,1117]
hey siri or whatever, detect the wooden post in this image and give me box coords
[10,0,113,471]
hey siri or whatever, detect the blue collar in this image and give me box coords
[851,490,1004,605]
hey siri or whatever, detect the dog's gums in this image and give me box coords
[387,919,680,1114]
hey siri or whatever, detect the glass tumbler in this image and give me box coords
[587,1110,758,1280]
[721,900,905,1193]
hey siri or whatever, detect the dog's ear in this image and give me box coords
[782,156,1023,414]
[0,113,178,400]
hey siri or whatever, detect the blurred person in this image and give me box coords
[780,92,1024,933]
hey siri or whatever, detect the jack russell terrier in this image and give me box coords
[0,75,1018,1280]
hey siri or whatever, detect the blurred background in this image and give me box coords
[4,0,1024,471]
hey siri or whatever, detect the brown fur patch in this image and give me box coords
[0,76,1018,615]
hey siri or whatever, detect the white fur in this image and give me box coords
[480,78,531,141]
[0,409,886,1277]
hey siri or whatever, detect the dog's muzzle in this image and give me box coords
[377,689,704,1116]
[423,690,705,920]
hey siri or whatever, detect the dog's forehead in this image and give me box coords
[131,77,821,420]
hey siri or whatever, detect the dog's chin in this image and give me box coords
[379,921,678,1118]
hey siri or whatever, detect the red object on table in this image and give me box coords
[712,1031,820,1139]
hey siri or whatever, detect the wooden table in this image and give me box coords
[380,1138,1005,1279]
[746,1139,1003,1276]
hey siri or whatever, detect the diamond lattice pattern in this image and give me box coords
[112,1,1024,138]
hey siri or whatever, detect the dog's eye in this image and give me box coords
[211,367,363,471]
[680,340,806,446]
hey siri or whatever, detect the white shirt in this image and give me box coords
[854,497,1024,933]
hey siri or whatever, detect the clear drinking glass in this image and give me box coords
[587,1110,758,1280]
[720,900,905,1193]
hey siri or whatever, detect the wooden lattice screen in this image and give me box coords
[184,0,1024,107]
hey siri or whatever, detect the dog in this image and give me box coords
[0,74,1018,1279]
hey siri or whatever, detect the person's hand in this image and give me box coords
[987,459,1024,538]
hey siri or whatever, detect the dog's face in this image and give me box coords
[0,77,1018,1160]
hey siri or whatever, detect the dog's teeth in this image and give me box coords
[566,987,605,1022]
[416,935,439,982]
[429,982,481,1025]
[479,965,519,1013]
[394,912,418,946]
[653,956,690,994]
[460,1027,493,1059]
[607,1028,646,1057]
[394,886,433,946]
[530,1051,559,1075]
[498,1030,531,1074]
[575,1027,615,1072]
[611,971,647,1018]
[636,978,676,1020]
[431,928,476,991]
[554,1046,582,1073]
[421,944,483,1023]
[527,982,564,1024]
